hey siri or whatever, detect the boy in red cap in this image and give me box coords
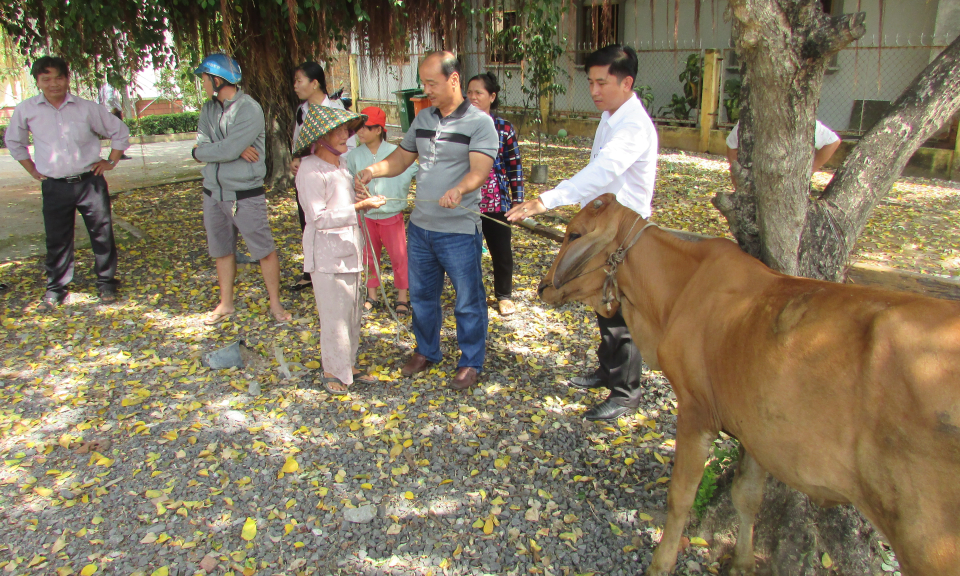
[346,107,418,313]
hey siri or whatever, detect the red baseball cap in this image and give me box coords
[361,106,387,129]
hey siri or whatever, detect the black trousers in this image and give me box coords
[295,190,311,281]
[594,310,644,407]
[41,174,118,295]
[481,212,513,300]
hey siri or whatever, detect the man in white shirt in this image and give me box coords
[725,120,841,190]
[507,44,658,421]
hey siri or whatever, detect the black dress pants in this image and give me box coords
[481,212,513,300]
[594,310,644,407]
[41,174,118,295]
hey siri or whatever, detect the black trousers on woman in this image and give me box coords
[481,212,513,300]
[296,191,311,282]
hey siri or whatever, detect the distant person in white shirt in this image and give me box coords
[725,120,841,190]
[506,44,658,422]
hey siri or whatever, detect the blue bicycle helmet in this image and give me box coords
[194,54,242,85]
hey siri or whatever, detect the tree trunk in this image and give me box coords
[799,34,960,280]
[712,0,866,274]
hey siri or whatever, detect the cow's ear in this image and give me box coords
[553,225,618,288]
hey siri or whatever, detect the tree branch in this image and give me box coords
[802,12,867,60]
[800,32,960,280]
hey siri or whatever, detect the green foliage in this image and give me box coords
[0,112,199,148]
[659,54,703,121]
[680,54,704,109]
[634,85,654,113]
[693,441,740,518]
[724,77,742,123]
[518,0,569,107]
[658,93,693,120]
[125,112,200,137]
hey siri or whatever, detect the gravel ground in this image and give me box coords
[2,140,947,575]
[0,178,718,576]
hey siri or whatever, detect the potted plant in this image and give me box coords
[517,0,569,184]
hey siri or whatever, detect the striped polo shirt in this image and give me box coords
[399,99,498,235]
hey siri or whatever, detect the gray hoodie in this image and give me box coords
[192,89,266,201]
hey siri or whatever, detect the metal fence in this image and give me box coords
[355,35,955,143]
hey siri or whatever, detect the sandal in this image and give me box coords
[354,371,378,383]
[204,311,234,325]
[321,376,350,394]
[288,280,313,292]
[363,298,381,313]
[395,301,411,315]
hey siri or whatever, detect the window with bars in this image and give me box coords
[489,11,521,65]
[577,2,621,63]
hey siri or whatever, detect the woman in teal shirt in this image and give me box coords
[345,107,418,313]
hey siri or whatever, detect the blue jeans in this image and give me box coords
[407,222,488,371]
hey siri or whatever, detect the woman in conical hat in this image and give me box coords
[294,106,386,393]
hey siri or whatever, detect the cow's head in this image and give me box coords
[538,194,633,317]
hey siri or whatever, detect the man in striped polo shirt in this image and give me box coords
[356,51,498,392]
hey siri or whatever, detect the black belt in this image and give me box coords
[50,171,95,184]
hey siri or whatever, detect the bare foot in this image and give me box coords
[270,305,292,323]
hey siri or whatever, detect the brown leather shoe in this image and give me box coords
[401,353,434,377]
[449,367,478,391]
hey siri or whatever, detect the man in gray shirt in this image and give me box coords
[192,54,290,325]
[356,51,498,391]
[5,56,129,309]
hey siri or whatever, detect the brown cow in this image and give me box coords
[537,194,960,576]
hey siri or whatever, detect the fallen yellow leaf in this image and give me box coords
[241,517,257,541]
[79,565,98,576]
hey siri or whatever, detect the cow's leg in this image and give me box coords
[729,447,767,576]
[647,416,715,576]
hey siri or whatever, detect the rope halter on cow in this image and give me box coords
[600,213,658,312]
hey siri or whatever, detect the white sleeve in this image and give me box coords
[814,121,840,148]
[539,121,655,210]
[725,122,739,149]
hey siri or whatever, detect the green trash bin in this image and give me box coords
[394,88,421,133]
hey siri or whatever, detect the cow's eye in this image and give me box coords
[568,233,582,242]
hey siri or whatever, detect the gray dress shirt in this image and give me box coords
[4,92,130,179]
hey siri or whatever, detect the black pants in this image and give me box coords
[481,212,513,300]
[41,175,118,295]
[595,310,644,407]
[295,190,311,281]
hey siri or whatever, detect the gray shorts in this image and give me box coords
[202,192,276,260]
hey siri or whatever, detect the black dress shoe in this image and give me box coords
[39,291,68,311]
[584,397,635,421]
[99,284,119,303]
[568,374,607,390]
[288,280,313,291]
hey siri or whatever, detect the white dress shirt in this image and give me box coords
[539,93,658,218]
[726,120,839,150]
[4,92,130,179]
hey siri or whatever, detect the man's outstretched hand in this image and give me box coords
[505,198,547,222]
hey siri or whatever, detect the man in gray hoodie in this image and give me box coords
[192,54,291,325]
